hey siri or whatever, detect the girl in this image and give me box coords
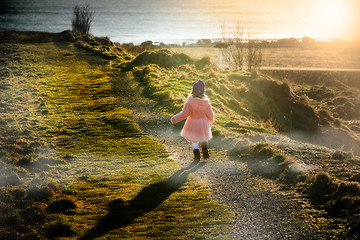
[171,80,214,161]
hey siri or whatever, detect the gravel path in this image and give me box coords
[152,126,315,240]
[111,72,317,239]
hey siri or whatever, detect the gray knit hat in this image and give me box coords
[192,80,205,95]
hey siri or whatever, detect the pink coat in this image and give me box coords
[171,96,214,143]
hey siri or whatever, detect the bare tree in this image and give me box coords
[247,33,254,71]
[254,39,263,71]
[221,21,263,71]
[72,5,94,35]
[246,32,263,71]
[221,21,245,70]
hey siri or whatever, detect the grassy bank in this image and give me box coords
[104,33,360,239]
[0,31,232,239]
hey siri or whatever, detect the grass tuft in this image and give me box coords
[307,172,340,204]
[44,220,76,238]
[47,197,77,213]
[28,187,56,201]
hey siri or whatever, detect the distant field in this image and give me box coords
[170,47,360,70]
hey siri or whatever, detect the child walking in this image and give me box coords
[171,80,214,162]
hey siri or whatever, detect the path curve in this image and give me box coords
[110,71,316,239]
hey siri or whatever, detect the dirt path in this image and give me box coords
[109,71,317,239]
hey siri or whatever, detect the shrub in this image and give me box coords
[72,5,94,35]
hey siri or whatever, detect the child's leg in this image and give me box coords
[192,142,199,149]
[192,142,200,161]
[201,141,209,159]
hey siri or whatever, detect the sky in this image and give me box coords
[301,0,359,39]
[211,0,360,40]
[0,0,359,42]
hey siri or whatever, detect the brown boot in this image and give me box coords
[193,149,200,162]
[201,142,209,159]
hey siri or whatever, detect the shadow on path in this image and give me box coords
[80,161,206,240]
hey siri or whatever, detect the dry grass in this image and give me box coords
[171,46,360,70]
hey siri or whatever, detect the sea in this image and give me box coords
[0,0,340,44]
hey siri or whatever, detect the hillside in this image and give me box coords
[1,30,360,239]
[0,31,232,239]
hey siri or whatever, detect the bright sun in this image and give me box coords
[309,0,354,38]
[322,0,347,19]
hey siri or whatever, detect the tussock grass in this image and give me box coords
[301,172,360,237]
[44,219,77,238]
[46,197,77,213]
[229,142,289,179]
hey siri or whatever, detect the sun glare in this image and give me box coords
[309,0,355,39]
[322,0,347,19]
